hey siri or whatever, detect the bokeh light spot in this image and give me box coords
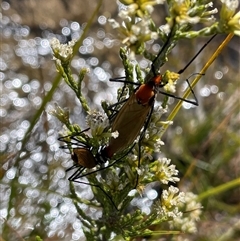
[98,15,107,25]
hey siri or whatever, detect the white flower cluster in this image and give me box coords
[108,1,163,59]
[221,0,238,12]
[50,38,77,63]
[169,192,203,233]
[118,0,165,18]
[159,185,185,219]
[171,0,218,25]
[164,80,177,93]
[86,110,109,137]
[144,105,168,146]
[220,0,240,36]
[162,71,180,93]
[156,157,180,184]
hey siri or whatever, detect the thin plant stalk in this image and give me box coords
[3,0,103,237]
[16,0,103,163]
[197,177,240,201]
[160,33,234,138]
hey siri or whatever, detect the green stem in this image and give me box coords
[160,33,234,137]
[197,177,240,201]
[4,1,103,237]
[77,69,91,112]
[16,0,103,163]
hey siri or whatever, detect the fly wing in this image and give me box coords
[106,92,153,157]
[72,148,97,168]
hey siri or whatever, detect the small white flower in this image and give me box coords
[164,80,177,93]
[128,189,138,197]
[128,4,138,15]
[167,207,183,219]
[129,50,136,60]
[205,2,213,8]
[111,131,119,139]
[108,18,120,28]
[220,0,239,11]
[50,38,61,49]
[169,191,202,233]
[118,10,130,20]
[131,25,141,35]
[206,8,218,15]
[145,5,154,14]
[50,38,77,62]
[86,110,109,136]
[184,192,203,221]
[180,16,200,25]
[142,152,154,161]
[150,157,180,184]
[219,0,240,35]
[161,186,186,218]
[156,0,165,3]
[154,138,165,150]
[160,24,171,34]
[127,153,138,161]
[129,35,138,44]
[150,32,159,40]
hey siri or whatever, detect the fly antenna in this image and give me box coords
[151,19,177,76]
[177,34,217,75]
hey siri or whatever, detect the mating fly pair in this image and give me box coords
[59,25,215,209]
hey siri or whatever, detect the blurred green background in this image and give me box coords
[0,1,239,240]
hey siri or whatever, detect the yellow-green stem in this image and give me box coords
[160,33,234,138]
[197,177,240,201]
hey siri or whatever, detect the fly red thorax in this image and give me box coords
[135,74,162,106]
